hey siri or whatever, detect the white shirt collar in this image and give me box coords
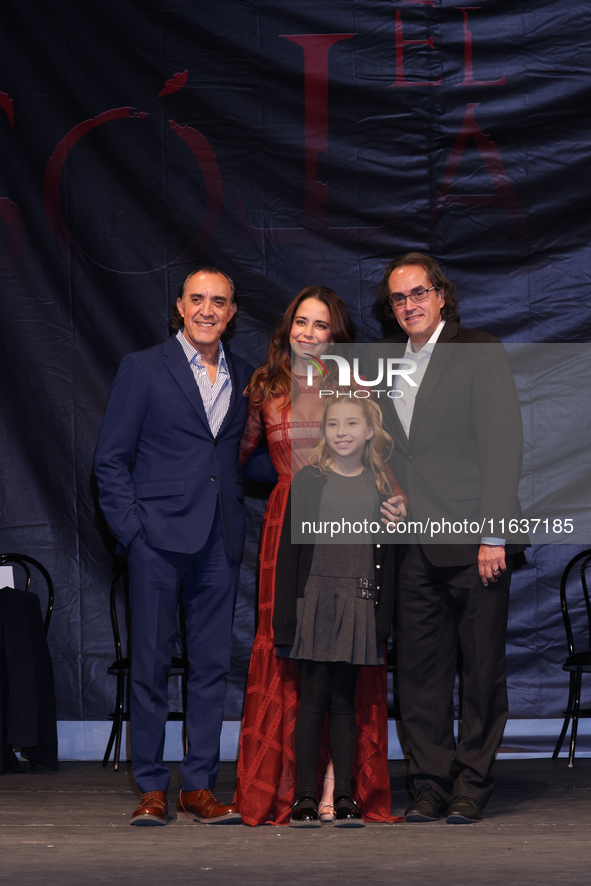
[176,329,228,373]
[404,319,446,356]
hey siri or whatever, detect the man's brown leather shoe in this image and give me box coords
[130,790,168,826]
[177,789,242,824]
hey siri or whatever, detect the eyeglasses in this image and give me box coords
[389,287,436,307]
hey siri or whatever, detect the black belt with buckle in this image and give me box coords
[356,577,378,600]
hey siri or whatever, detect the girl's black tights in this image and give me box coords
[294,659,361,799]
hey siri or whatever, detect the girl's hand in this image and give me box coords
[380,495,407,526]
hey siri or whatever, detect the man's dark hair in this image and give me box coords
[376,252,461,326]
[171,267,237,332]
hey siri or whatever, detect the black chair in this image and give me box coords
[102,563,189,770]
[552,548,591,767]
[0,553,54,634]
[0,553,56,771]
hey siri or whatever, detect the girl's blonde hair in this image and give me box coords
[309,394,394,494]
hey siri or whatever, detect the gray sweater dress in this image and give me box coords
[289,469,382,665]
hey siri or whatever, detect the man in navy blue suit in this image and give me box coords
[95,268,253,826]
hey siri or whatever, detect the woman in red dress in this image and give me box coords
[234,286,402,825]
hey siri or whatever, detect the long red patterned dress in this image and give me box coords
[233,383,397,825]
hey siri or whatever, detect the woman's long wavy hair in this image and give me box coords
[309,395,394,494]
[248,286,356,409]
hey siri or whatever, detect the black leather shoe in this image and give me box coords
[446,796,483,824]
[333,795,364,828]
[405,786,448,822]
[289,794,321,828]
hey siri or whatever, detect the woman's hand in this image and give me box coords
[380,494,407,527]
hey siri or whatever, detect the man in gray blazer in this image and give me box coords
[376,253,524,824]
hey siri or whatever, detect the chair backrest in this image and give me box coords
[0,553,54,634]
[559,548,591,657]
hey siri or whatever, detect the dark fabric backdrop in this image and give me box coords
[0,0,589,722]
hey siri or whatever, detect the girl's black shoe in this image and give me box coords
[333,795,365,828]
[289,794,321,828]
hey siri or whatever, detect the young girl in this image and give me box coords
[273,394,404,827]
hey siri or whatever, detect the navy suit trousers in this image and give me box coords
[126,504,240,793]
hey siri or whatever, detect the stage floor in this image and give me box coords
[1,760,590,885]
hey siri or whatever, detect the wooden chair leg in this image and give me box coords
[112,670,126,772]
[553,671,575,760]
[102,720,118,768]
[568,668,583,768]
[113,713,123,772]
[552,716,571,760]
[109,670,125,771]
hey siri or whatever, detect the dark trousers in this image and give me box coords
[396,544,512,807]
[126,505,240,794]
[294,660,360,799]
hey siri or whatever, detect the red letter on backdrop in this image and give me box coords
[44,108,222,262]
[390,9,443,87]
[168,120,223,253]
[0,90,14,128]
[456,7,505,86]
[0,92,23,267]
[43,108,148,253]
[430,102,524,231]
[281,34,355,227]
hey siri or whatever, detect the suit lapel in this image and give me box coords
[215,348,241,437]
[388,345,410,453]
[408,322,458,447]
[373,339,409,453]
[386,400,409,453]
[163,335,211,433]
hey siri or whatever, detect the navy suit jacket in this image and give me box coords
[94,335,253,560]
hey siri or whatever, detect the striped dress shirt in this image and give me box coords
[176,330,232,437]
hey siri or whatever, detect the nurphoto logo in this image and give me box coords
[305,354,418,398]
